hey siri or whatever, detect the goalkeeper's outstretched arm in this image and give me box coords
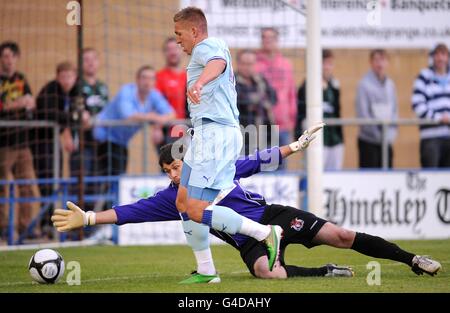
[51,201,117,232]
[51,123,325,232]
[279,122,325,159]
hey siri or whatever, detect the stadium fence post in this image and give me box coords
[7,182,15,246]
[382,122,389,169]
[76,0,85,241]
[112,177,119,244]
[53,124,61,212]
[143,122,149,174]
[59,181,68,243]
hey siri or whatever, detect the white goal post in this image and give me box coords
[306,0,325,218]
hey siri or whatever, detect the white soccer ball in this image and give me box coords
[28,249,65,284]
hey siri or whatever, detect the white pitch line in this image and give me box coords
[0,281,32,287]
[341,260,450,267]
[0,270,249,288]
[2,262,447,288]
[0,274,165,288]
[229,270,250,275]
[0,240,113,251]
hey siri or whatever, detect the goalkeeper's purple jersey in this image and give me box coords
[114,147,282,248]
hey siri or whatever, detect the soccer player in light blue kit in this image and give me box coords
[173,7,283,283]
[51,140,441,280]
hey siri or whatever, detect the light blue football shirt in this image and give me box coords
[187,37,240,128]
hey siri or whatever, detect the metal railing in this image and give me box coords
[1,117,441,174]
[0,176,119,246]
[0,120,61,185]
[0,119,191,246]
[0,117,443,245]
[323,118,441,169]
[89,118,191,174]
[0,118,191,174]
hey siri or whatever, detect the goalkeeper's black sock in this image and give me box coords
[284,265,328,277]
[351,232,415,266]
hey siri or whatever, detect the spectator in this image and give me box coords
[0,41,39,240]
[255,27,296,169]
[32,61,78,201]
[156,37,187,120]
[297,49,344,170]
[68,48,109,211]
[356,49,398,168]
[235,49,277,155]
[155,37,187,149]
[94,65,175,175]
[412,43,450,168]
[70,47,109,178]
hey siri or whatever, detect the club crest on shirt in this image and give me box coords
[290,217,304,231]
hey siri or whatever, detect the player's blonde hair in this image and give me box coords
[173,6,207,34]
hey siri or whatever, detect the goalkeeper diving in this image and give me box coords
[51,123,442,282]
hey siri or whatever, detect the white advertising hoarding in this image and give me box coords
[117,171,449,245]
[117,174,299,245]
[181,0,450,48]
[118,176,184,246]
[323,171,450,239]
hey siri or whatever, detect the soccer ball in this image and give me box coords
[28,249,65,284]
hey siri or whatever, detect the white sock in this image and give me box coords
[239,217,271,242]
[194,248,216,275]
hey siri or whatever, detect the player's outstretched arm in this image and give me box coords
[280,122,325,158]
[51,201,117,232]
[187,59,227,104]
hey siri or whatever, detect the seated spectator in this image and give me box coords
[0,41,39,241]
[235,49,276,155]
[94,65,175,175]
[356,49,398,168]
[411,43,450,168]
[297,49,344,170]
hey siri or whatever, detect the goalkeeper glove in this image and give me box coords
[289,122,325,152]
[51,201,96,232]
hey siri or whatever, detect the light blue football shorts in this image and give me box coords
[181,119,243,201]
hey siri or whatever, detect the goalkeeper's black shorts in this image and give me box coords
[240,204,327,277]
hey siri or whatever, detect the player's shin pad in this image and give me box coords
[180,213,210,251]
[202,205,243,234]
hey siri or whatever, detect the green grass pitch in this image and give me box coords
[1,239,449,292]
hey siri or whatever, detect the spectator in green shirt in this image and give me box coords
[296,49,344,170]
